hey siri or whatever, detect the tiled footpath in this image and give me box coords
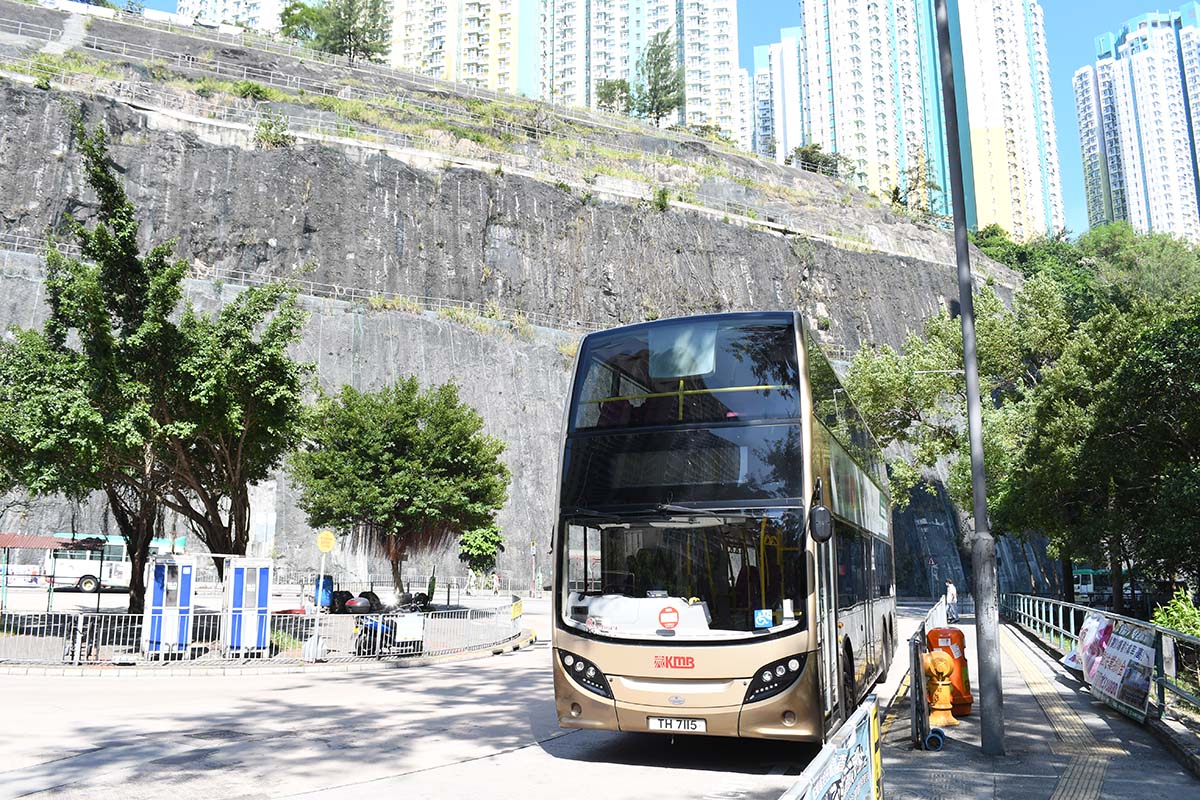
[881,614,1199,800]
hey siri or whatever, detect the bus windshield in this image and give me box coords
[561,512,807,641]
[571,316,799,431]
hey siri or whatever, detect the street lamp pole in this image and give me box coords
[934,0,1005,755]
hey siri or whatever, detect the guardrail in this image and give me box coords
[1001,593,1200,719]
[908,596,948,750]
[1,14,956,234]
[0,598,522,666]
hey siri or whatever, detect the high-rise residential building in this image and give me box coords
[177,0,286,32]
[388,0,541,95]
[754,0,1063,238]
[954,0,1064,239]
[540,0,750,148]
[1075,5,1200,242]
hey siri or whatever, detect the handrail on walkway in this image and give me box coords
[1001,592,1200,719]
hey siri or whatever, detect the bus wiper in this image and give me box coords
[564,507,627,521]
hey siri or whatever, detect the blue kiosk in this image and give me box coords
[140,554,197,658]
[222,557,273,657]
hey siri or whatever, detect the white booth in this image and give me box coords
[140,554,197,657]
[222,557,273,657]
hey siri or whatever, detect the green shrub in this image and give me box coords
[34,75,51,91]
[817,317,831,332]
[653,187,671,212]
[254,113,296,149]
[234,80,273,101]
[512,312,533,340]
[1153,589,1200,637]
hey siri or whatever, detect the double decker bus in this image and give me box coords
[552,312,895,742]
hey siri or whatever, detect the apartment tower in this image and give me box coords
[1074,5,1200,241]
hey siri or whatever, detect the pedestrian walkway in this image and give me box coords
[881,614,1198,800]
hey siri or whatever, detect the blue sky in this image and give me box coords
[737,0,1147,237]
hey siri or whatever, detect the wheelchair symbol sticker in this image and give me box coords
[754,609,773,629]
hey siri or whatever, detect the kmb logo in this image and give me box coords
[653,655,695,669]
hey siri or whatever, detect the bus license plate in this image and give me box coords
[648,717,706,732]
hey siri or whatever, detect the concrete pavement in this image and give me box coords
[881,611,1199,800]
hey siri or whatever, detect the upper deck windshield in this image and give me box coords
[571,316,800,432]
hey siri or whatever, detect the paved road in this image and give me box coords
[0,599,922,800]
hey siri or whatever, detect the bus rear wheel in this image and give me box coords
[78,575,99,593]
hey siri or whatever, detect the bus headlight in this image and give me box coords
[744,654,807,704]
[558,649,612,698]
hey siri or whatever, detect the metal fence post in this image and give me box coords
[1155,630,1166,719]
[72,613,83,666]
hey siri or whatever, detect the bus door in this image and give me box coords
[865,537,877,677]
[815,537,838,722]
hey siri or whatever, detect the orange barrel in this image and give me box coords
[927,627,974,716]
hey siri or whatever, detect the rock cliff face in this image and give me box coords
[0,76,1019,586]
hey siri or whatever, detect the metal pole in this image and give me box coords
[311,550,326,662]
[934,0,1004,755]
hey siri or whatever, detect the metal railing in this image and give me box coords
[1,15,958,243]
[908,596,947,749]
[1001,593,1200,718]
[0,598,522,666]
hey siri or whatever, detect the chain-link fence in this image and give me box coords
[0,598,522,666]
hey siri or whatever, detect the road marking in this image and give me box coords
[1001,626,1126,800]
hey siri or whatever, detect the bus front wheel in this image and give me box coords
[78,575,99,593]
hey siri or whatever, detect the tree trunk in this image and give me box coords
[1061,556,1075,604]
[1110,543,1125,616]
[390,556,403,595]
[106,485,158,614]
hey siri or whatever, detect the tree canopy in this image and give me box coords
[846,222,1200,610]
[595,78,632,115]
[0,116,309,609]
[633,31,684,125]
[288,379,511,590]
[279,0,390,62]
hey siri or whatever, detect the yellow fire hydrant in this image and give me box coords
[923,649,960,728]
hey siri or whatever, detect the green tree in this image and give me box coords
[595,78,632,114]
[155,285,311,578]
[289,379,511,591]
[632,31,684,125]
[280,0,324,42]
[315,0,390,63]
[0,119,187,612]
[459,522,505,574]
[0,118,311,606]
[785,143,853,179]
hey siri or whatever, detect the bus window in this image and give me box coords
[561,513,807,640]
[836,528,867,609]
[571,317,800,431]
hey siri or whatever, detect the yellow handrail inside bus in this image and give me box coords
[758,518,767,611]
[580,384,790,404]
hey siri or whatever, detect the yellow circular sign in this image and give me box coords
[316,530,336,553]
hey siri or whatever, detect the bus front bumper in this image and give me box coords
[553,654,823,741]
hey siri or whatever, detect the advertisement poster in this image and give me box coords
[1090,620,1156,722]
[783,699,881,800]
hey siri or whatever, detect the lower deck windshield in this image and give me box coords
[560,513,807,641]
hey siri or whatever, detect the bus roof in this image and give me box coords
[581,311,797,341]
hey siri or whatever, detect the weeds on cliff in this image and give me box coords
[368,295,423,314]
[438,306,492,334]
[29,52,119,81]
[34,75,51,90]
[556,339,580,362]
[817,317,831,332]
[482,299,504,319]
[652,187,671,213]
[553,180,572,194]
[511,312,533,340]
[234,80,277,102]
[641,298,661,321]
[254,113,296,149]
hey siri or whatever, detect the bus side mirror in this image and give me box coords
[809,506,833,543]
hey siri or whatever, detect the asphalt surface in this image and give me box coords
[0,599,920,800]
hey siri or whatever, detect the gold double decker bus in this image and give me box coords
[552,312,895,742]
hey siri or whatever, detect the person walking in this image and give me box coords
[466,567,475,596]
[492,571,500,596]
[946,579,959,623]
